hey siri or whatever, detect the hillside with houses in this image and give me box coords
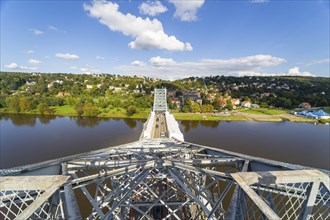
[0,72,329,122]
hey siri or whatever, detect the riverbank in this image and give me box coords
[1,106,327,123]
[172,112,318,123]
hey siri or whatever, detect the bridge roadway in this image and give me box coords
[151,112,167,139]
[0,88,329,219]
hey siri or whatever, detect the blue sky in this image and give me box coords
[1,0,329,79]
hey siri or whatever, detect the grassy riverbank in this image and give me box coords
[0,106,325,123]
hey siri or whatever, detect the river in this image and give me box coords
[1,114,329,170]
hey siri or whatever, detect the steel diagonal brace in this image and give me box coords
[168,168,216,219]
[103,169,151,219]
[72,173,106,219]
[141,182,182,220]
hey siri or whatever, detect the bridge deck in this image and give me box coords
[151,112,168,139]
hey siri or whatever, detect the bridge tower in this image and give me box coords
[153,88,168,112]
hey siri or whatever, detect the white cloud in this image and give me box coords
[251,0,269,3]
[48,25,59,31]
[70,66,78,70]
[139,1,167,16]
[169,0,205,21]
[116,54,286,80]
[48,25,66,33]
[29,28,44,35]
[4,62,37,71]
[28,59,41,65]
[84,1,192,51]
[5,63,19,69]
[24,50,34,54]
[149,56,176,66]
[96,55,105,60]
[287,67,314,77]
[131,60,146,66]
[55,53,80,60]
[306,58,330,66]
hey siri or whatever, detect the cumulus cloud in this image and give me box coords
[149,56,176,66]
[29,28,44,35]
[96,55,105,60]
[5,62,37,70]
[169,0,205,21]
[116,54,287,80]
[287,67,314,77]
[5,63,19,69]
[70,66,78,70]
[28,59,41,65]
[84,0,192,51]
[131,60,146,66]
[139,1,167,16]
[55,53,80,60]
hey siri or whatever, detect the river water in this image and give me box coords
[1,114,329,170]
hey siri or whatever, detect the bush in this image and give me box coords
[75,104,84,116]
[83,103,100,117]
[37,103,49,114]
[126,105,137,116]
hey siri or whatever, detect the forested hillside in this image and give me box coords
[0,72,329,117]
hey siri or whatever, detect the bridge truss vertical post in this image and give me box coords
[153,88,168,112]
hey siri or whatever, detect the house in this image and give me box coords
[170,98,181,108]
[232,98,240,106]
[167,90,176,98]
[86,85,93,89]
[96,84,102,88]
[241,101,252,108]
[298,102,311,108]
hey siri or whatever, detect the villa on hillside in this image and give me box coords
[298,102,311,108]
[241,101,252,108]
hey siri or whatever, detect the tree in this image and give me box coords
[202,104,214,113]
[243,96,251,102]
[37,103,49,114]
[19,97,31,111]
[83,103,100,117]
[126,105,137,116]
[181,98,192,113]
[6,96,20,112]
[191,102,201,113]
[226,99,233,110]
[260,102,268,108]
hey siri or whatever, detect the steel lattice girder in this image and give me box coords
[1,139,329,219]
